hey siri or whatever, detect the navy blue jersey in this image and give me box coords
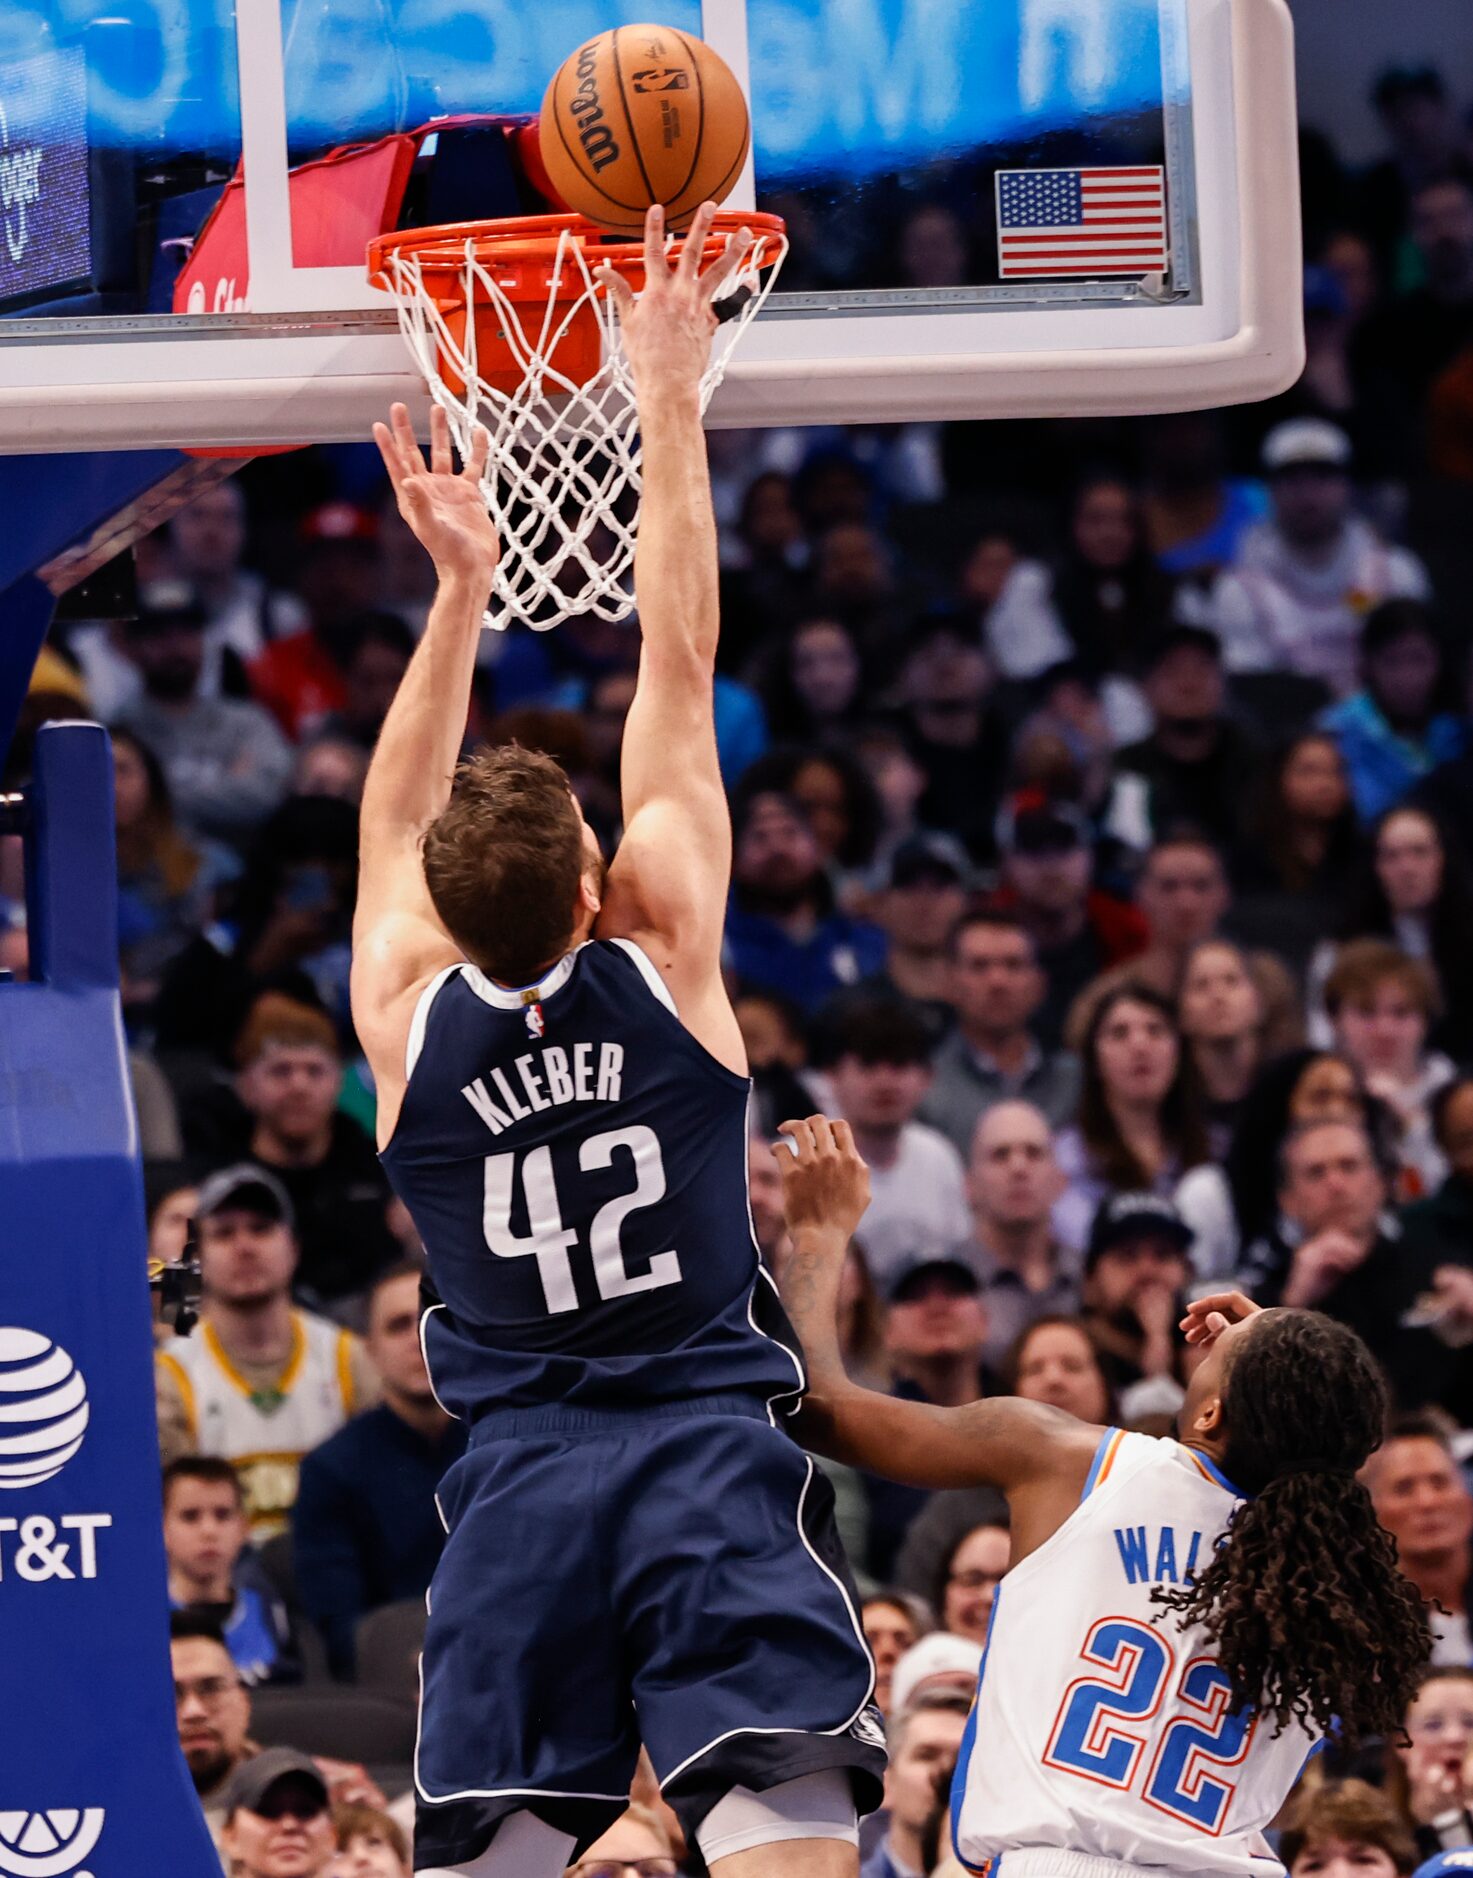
[380,939,805,1421]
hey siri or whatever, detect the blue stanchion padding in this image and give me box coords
[0,723,220,1878]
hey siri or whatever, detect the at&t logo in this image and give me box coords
[0,1331,88,1488]
[0,1807,104,1877]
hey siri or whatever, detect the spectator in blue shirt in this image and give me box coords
[1321,601,1465,825]
[164,1456,298,1686]
[292,1265,466,1678]
[725,783,887,1012]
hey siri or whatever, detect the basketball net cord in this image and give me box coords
[380,223,788,631]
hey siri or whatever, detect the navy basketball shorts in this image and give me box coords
[412,1396,886,1870]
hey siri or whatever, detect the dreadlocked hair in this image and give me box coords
[1152,1309,1430,1746]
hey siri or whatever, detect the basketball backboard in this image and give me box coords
[0,0,1302,450]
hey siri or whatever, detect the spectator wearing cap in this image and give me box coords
[1206,419,1431,698]
[988,793,1149,1051]
[1319,602,1466,826]
[164,1456,299,1684]
[294,1266,467,1679]
[865,834,971,1039]
[249,504,384,741]
[949,1101,1078,1373]
[155,1165,378,1537]
[114,581,295,845]
[724,787,887,1013]
[919,913,1081,1156]
[1079,1193,1194,1416]
[221,1748,337,1878]
[1113,627,1260,866]
[823,997,970,1282]
[232,993,400,1308]
[861,1664,972,1878]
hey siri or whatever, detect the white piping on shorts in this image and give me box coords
[658,1453,877,1791]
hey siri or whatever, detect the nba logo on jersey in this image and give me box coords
[523,999,545,1039]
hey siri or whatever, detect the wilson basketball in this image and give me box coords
[539,24,751,236]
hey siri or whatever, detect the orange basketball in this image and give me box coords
[539,24,751,236]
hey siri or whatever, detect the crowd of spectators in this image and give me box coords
[7,57,1473,1878]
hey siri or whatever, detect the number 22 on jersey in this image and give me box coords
[1044,1617,1256,1835]
[482,1124,683,1314]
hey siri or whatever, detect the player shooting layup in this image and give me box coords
[774,1117,1431,1878]
[350,205,884,1878]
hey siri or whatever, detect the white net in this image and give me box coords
[377,218,787,631]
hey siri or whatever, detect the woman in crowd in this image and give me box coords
[1323,939,1455,1195]
[760,615,869,744]
[330,1805,411,1877]
[1314,804,1473,1059]
[1235,732,1364,974]
[933,1521,1010,1647]
[1004,1315,1118,1426]
[1175,1048,1398,1279]
[1386,1667,1473,1863]
[113,727,229,1016]
[1053,984,1209,1250]
[1177,938,1268,1152]
[1279,1781,1418,1878]
[861,1590,930,1716]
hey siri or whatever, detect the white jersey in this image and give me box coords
[158,1311,359,1539]
[952,1429,1318,1878]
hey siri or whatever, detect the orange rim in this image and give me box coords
[369,209,786,297]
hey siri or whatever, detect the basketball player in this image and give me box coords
[773,1116,1432,1878]
[350,203,883,1878]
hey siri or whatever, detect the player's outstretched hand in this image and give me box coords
[595,202,754,400]
[775,1115,871,1242]
[372,402,497,583]
[1180,1291,1262,1347]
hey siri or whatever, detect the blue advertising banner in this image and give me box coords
[0,48,89,300]
[0,0,1170,175]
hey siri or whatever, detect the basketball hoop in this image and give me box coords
[367,210,787,630]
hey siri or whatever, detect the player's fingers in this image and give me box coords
[390,401,423,475]
[642,204,670,281]
[372,422,407,486]
[806,1114,837,1156]
[777,1117,815,1161]
[462,424,491,485]
[700,226,754,303]
[594,264,637,319]
[832,1117,859,1160]
[429,402,453,477]
[678,201,719,284]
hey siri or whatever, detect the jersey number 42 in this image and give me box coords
[482,1125,683,1314]
[1043,1617,1256,1836]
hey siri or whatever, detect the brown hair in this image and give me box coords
[1323,939,1441,1023]
[112,726,203,900]
[421,745,589,985]
[1279,1779,1417,1874]
[162,1455,244,1510]
[332,1803,409,1867]
[233,992,340,1069]
[1078,982,1208,1188]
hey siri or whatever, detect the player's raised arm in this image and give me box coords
[350,403,495,1136]
[593,206,754,1066]
[775,1116,1100,1496]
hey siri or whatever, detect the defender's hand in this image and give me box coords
[373,402,497,583]
[775,1115,871,1241]
[596,203,754,400]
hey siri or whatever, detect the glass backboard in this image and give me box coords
[0,0,1302,449]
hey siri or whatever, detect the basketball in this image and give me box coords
[539,24,751,236]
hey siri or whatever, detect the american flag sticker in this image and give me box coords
[995,166,1169,279]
